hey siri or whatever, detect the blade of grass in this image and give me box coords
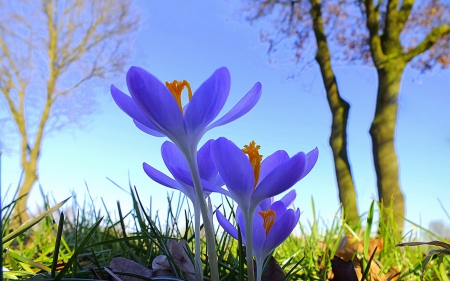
[51,212,65,278]
[437,198,450,222]
[3,197,70,243]
[54,216,104,281]
[361,246,378,281]
[117,200,141,262]
[237,225,245,281]
[106,177,131,194]
[89,247,105,280]
[397,241,450,249]
[6,250,51,272]
[281,256,305,281]
[364,201,375,258]
[72,209,81,278]
[438,259,450,281]
[361,201,375,278]
[132,186,184,279]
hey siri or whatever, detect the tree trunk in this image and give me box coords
[14,163,38,224]
[327,87,358,225]
[310,0,359,225]
[315,55,358,225]
[369,60,406,231]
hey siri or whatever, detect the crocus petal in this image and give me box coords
[201,181,229,196]
[126,67,186,144]
[143,162,198,200]
[162,140,217,185]
[216,210,238,240]
[236,208,246,242]
[252,212,267,258]
[262,208,300,259]
[185,68,230,142]
[168,164,229,196]
[269,201,287,216]
[259,197,273,211]
[251,152,306,206]
[301,147,319,179]
[211,137,254,208]
[279,190,297,208]
[197,140,217,182]
[161,141,189,174]
[207,82,262,130]
[258,150,290,184]
[111,85,164,136]
[213,175,225,187]
[134,120,165,137]
[143,162,179,190]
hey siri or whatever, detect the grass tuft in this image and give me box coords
[1,182,449,281]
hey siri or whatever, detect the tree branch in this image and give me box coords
[397,0,415,30]
[404,25,450,62]
[362,0,385,64]
[0,28,31,167]
[383,0,400,41]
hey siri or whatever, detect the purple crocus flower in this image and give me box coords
[111,67,260,210]
[142,140,228,202]
[211,137,317,280]
[216,190,300,281]
[111,67,262,155]
[111,67,261,281]
[211,137,318,214]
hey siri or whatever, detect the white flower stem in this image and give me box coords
[193,201,203,281]
[255,257,263,281]
[186,150,220,281]
[244,209,256,281]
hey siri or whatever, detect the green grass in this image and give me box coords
[2,182,450,281]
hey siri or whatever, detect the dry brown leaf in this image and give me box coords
[261,256,285,281]
[152,239,195,281]
[109,257,155,281]
[329,256,359,281]
[353,258,400,281]
[152,255,175,277]
[336,233,383,262]
[333,233,399,281]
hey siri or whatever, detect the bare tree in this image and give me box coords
[428,220,450,240]
[241,0,450,230]
[0,0,139,223]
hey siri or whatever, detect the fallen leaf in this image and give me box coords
[353,259,400,281]
[334,233,399,281]
[109,257,154,281]
[152,239,195,281]
[261,256,285,281]
[336,233,383,262]
[329,256,359,281]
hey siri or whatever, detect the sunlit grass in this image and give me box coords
[2,181,450,280]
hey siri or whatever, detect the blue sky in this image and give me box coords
[2,0,450,231]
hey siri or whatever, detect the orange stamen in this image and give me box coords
[165,80,193,114]
[242,141,263,189]
[259,210,276,236]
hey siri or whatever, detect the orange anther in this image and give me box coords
[242,141,262,189]
[258,209,276,236]
[165,80,193,114]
